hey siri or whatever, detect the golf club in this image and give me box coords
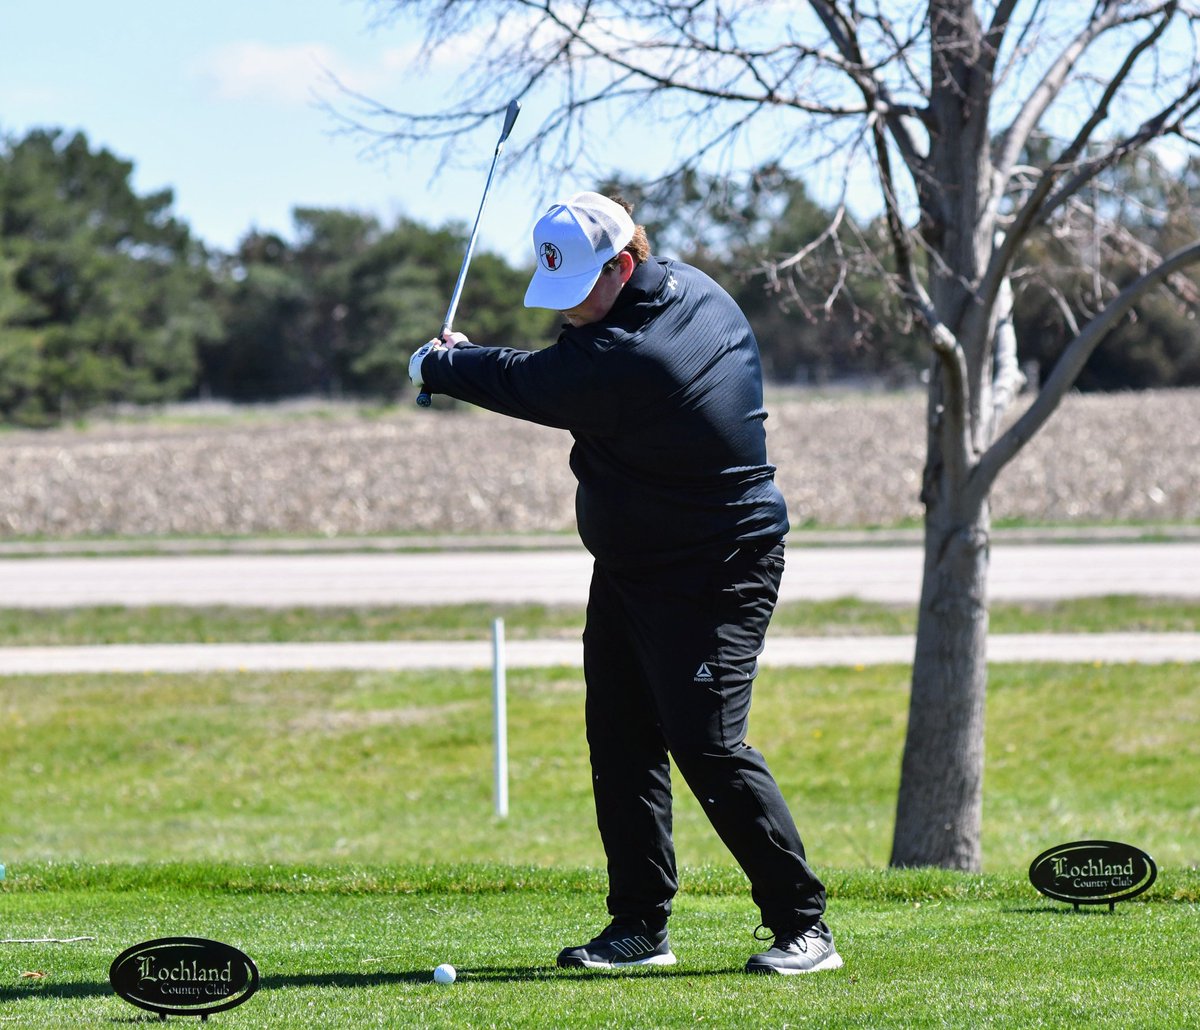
[417,99,521,407]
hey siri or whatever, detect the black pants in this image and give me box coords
[582,540,826,932]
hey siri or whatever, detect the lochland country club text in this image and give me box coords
[1050,856,1139,890]
[136,956,235,996]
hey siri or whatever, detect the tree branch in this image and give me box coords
[992,2,1175,188]
[966,240,1200,509]
[983,0,1022,75]
[987,273,1025,436]
[808,0,932,181]
[977,4,1188,360]
[526,0,870,115]
[1040,88,1200,226]
[807,0,976,488]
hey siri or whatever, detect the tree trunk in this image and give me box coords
[890,500,990,870]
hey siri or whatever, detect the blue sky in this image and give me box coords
[0,0,889,268]
[0,0,542,262]
[9,3,1181,273]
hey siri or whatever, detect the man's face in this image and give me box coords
[561,252,635,327]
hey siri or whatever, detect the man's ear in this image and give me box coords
[616,250,636,285]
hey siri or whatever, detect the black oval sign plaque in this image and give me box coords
[110,937,259,1018]
[1029,840,1157,907]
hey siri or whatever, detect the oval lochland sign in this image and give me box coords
[110,937,259,1018]
[1029,840,1157,907]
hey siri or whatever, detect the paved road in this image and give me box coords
[1,542,1197,607]
[2,543,1195,673]
[1,632,1197,673]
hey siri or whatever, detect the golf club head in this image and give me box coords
[499,100,521,145]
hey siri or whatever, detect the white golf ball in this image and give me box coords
[433,963,457,984]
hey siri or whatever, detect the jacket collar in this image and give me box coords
[609,257,667,315]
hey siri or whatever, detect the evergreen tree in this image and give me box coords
[0,128,219,423]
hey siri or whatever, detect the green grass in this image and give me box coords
[2,864,1198,1028]
[0,603,587,645]
[2,660,1198,1026]
[0,594,1196,645]
[2,663,1197,871]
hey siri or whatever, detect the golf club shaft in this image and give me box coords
[417,100,521,407]
[441,150,501,335]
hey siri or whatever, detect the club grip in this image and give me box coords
[416,390,432,407]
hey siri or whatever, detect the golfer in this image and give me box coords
[409,192,841,975]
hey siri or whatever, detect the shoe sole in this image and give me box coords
[745,951,844,975]
[559,951,678,970]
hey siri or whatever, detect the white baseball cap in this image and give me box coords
[523,192,635,311]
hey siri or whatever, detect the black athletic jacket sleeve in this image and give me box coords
[420,257,789,568]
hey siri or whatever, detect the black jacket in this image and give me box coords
[421,257,789,568]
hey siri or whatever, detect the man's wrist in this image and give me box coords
[409,340,445,387]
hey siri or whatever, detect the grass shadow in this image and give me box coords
[261,965,745,986]
[464,964,745,981]
[0,962,779,1013]
[1002,905,1125,916]
[0,981,111,1003]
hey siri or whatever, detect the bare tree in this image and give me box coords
[354,0,1200,869]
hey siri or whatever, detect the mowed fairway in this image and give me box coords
[3,866,1198,1028]
[2,658,1198,1027]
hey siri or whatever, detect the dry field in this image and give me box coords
[1,389,1196,540]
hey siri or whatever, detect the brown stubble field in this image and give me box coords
[1,389,1196,540]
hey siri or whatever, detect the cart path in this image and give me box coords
[1,542,1197,608]
[2,632,1197,673]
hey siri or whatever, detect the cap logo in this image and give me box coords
[539,242,562,271]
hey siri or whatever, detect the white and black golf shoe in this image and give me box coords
[556,920,677,969]
[744,920,843,975]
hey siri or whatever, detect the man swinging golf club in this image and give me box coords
[410,192,842,976]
